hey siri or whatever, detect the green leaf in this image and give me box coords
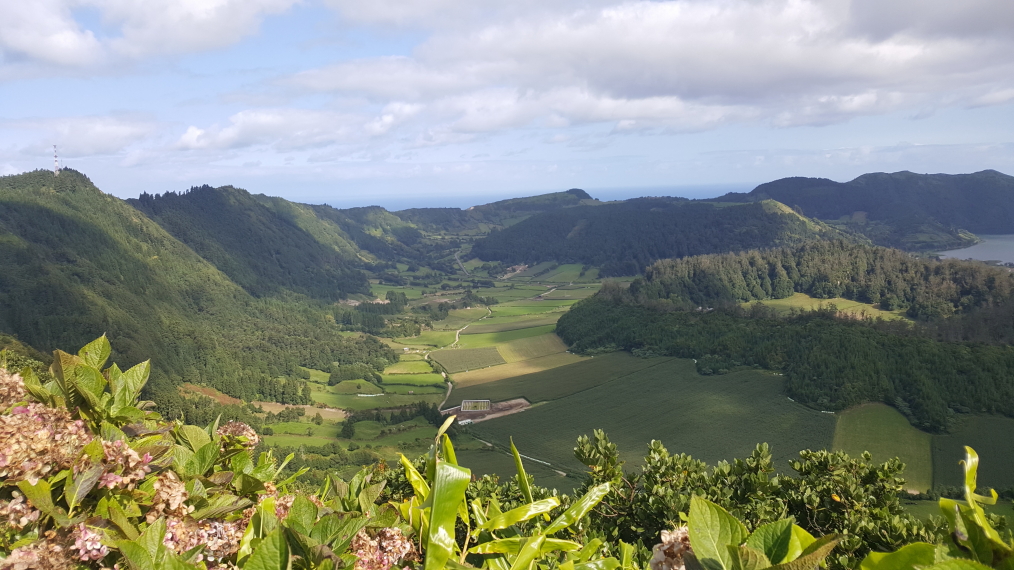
[745,519,793,565]
[75,365,108,409]
[286,495,318,536]
[508,534,546,570]
[728,545,771,570]
[179,425,212,453]
[114,360,150,412]
[481,498,561,531]
[20,367,53,405]
[107,499,140,540]
[65,463,105,514]
[926,561,994,570]
[860,543,939,570]
[470,537,582,555]
[190,494,252,520]
[117,539,156,570]
[573,560,622,570]
[424,461,471,570]
[138,517,167,558]
[17,479,56,516]
[186,441,221,477]
[786,526,815,562]
[510,437,534,505]
[768,534,840,570]
[688,496,749,570]
[358,481,386,513]
[545,483,610,535]
[243,528,290,570]
[400,454,431,501]
[78,335,111,368]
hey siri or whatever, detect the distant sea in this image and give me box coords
[938,235,1014,264]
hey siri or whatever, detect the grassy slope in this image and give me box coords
[746,293,907,320]
[832,403,933,492]
[932,415,1014,489]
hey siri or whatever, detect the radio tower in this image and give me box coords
[53,145,60,176]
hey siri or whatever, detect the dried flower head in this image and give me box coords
[0,492,41,530]
[0,529,76,570]
[163,516,247,564]
[650,526,693,570]
[0,403,92,483]
[100,439,152,490]
[216,421,259,451]
[350,528,419,570]
[0,369,27,409]
[147,471,193,522]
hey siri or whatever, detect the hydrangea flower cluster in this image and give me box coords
[146,471,192,522]
[0,529,75,570]
[0,403,92,484]
[99,440,152,490]
[164,516,247,566]
[0,492,40,530]
[216,421,259,451]
[649,526,693,570]
[350,528,418,570]
[72,523,108,562]
[0,370,27,408]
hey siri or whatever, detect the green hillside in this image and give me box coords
[713,170,1014,250]
[0,170,396,412]
[470,198,850,276]
[397,188,595,232]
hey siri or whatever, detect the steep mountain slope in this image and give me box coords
[713,170,1014,250]
[0,170,396,407]
[470,198,851,276]
[396,188,596,232]
[130,185,370,299]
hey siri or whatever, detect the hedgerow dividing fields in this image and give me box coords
[430,347,506,373]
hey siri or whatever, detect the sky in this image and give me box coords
[1,0,1013,209]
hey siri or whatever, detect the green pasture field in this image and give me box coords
[458,324,557,348]
[746,293,907,320]
[512,262,558,279]
[476,286,551,302]
[381,373,445,386]
[497,333,569,363]
[263,434,337,448]
[462,315,562,334]
[469,359,836,474]
[452,352,588,388]
[393,330,457,348]
[490,304,572,318]
[447,352,670,408]
[398,352,427,361]
[384,361,434,374]
[267,421,341,439]
[300,367,331,384]
[832,403,933,492]
[932,415,1014,489]
[455,448,576,491]
[310,390,443,410]
[382,384,445,395]
[430,347,506,373]
[370,284,425,300]
[540,287,600,300]
[536,264,585,283]
[429,308,490,331]
[324,381,383,395]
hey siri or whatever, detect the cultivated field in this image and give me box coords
[496,333,569,363]
[384,361,434,374]
[430,347,506,373]
[490,303,572,317]
[469,359,837,475]
[381,373,445,386]
[457,324,557,348]
[832,403,933,492]
[382,384,445,395]
[447,352,669,408]
[452,352,588,388]
[462,315,562,334]
[932,415,1014,489]
[392,330,457,348]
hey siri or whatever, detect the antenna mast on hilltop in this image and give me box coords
[53,145,60,176]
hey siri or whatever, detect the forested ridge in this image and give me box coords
[0,170,397,415]
[471,199,848,276]
[558,243,1014,432]
[712,169,1014,250]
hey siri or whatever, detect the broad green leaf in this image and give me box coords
[117,539,155,570]
[926,561,994,570]
[573,560,621,570]
[728,545,771,570]
[20,367,53,405]
[786,525,816,562]
[17,479,56,515]
[510,437,534,504]
[51,350,84,407]
[358,481,386,513]
[187,441,221,477]
[286,495,318,536]
[74,365,107,409]
[470,537,582,555]
[179,425,212,453]
[745,519,793,564]
[860,543,938,570]
[243,528,290,570]
[509,534,546,570]
[545,483,610,535]
[689,496,749,570]
[768,534,840,570]
[442,433,458,465]
[311,514,369,553]
[424,461,471,570]
[619,541,636,570]
[78,334,111,368]
[400,454,431,501]
[481,498,561,531]
[138,517,167,558]
[190,494,252,520]
[65,463,104,514]
[114,360,150,412]
[107,499,140,540]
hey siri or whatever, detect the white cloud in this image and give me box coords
[10,115,158,157]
